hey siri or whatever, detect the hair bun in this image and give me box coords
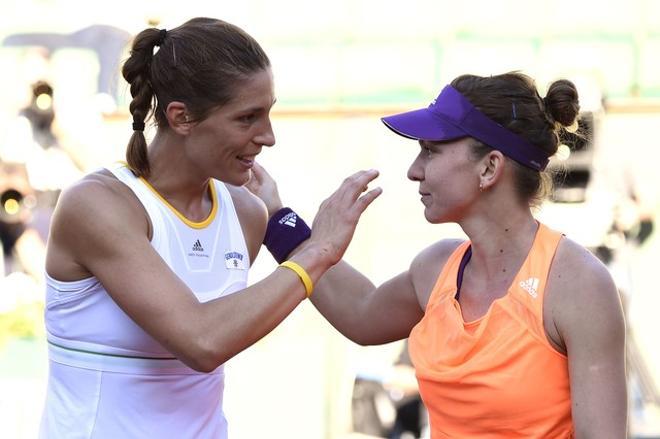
[544,79,580,127]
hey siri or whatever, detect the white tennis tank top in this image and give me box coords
[39,163,250,438]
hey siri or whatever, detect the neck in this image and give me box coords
[460,200,539,282]
[144,130,212,220]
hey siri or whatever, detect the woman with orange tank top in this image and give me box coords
[249,72,627,438]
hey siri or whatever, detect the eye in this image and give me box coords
[421,145,433,157]
[238,113,257,124]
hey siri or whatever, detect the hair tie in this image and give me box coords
[132,121,145,132]
[156,28,167,46]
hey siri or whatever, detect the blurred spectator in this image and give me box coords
[352,341,428,439]
[2,80,82,192]
[384,342,428,439]
[0,161,46,280]
[19,80,57,150]
[0,80,80,279]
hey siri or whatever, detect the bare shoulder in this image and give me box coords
[409,238,465,307]
[47,170,149,279]
[549,236,618,303]
[225,184,268,262]
[546,236,624,351]
[53,170,147,232]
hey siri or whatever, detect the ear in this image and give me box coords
[479,150,505,191]
[165,101,192,135]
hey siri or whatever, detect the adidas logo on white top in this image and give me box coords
[279,212,297,228]
[519,277,539,298]
[192,239,204,252]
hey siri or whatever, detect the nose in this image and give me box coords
[255,118,275,147]
[407,154,424,182]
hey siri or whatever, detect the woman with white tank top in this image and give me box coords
[39,17,381,438]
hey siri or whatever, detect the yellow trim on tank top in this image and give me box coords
[139,177,218,229]
[116,161,218,229]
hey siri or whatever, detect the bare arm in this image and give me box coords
[309,239,461,345]
[246,162,460,345]
[310,262,424,345]
[549,239,627,438]
[247,162,422,344]
[46,169,380,372]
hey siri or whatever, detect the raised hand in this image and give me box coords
[302,169,382,266]
[245,162,283,217]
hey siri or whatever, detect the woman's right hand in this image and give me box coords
[297,169,382,267]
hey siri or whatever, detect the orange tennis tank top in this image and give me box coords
[408,223,573,438]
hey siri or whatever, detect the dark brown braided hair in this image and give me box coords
[121,17,270,177]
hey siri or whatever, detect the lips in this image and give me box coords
[237,154,258,168]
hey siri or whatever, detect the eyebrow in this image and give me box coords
[237,98,277,114]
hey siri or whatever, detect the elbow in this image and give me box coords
[347,331,378,347]
[354,337,379,347]
[354,339,372,347]
[347,325,406,347]
[176,336,231,373]
[328,319,383,346]
[184,357,220,374]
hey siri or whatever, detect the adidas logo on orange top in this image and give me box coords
[278,212,297,227]
[192,239,204,252]
[519,277,539,298]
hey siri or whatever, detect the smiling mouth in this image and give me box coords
[237,154,257,167]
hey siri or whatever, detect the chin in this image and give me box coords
[424,210,447,225]
[216,171,251,187]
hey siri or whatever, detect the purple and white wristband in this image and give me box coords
[264,207,311,263]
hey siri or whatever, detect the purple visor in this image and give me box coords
[381,85,549,171]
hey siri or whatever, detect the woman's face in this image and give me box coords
[407,137,481,224]
[185,68,276,186]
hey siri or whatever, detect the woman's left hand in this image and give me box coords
[245,162,283,217]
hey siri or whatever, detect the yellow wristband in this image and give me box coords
[280,260,314,298]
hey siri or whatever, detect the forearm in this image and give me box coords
[258,209,379,343]
[194,271,306,370]
[182,246,331,371]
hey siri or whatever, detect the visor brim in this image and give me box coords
[381,108,467,142]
